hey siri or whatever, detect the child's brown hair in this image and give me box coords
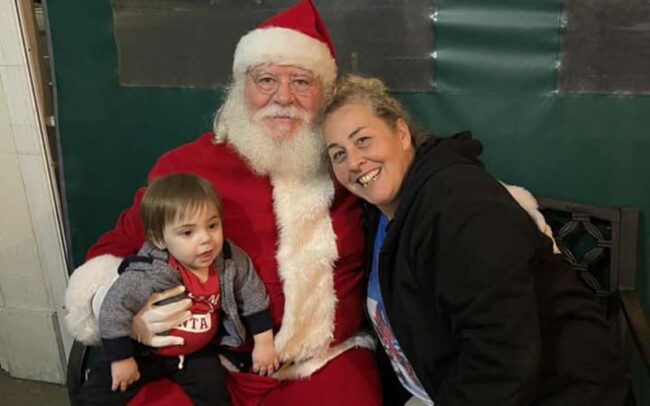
[140,173,222,244]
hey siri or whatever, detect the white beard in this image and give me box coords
[211,80,373,373]
[214,82,326,178]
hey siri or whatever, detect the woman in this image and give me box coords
[320,75,627,406]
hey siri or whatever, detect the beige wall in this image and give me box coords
[0,0,69,384]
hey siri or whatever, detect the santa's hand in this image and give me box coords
[131,285,191,347]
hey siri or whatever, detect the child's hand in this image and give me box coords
[111,357,140,392]
[251,330,279,376]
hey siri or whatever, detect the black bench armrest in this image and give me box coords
[621,291,650,373]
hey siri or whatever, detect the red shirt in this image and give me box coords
[157,256,220,357]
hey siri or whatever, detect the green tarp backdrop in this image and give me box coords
[45,0,649,399]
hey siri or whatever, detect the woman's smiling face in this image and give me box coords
[323,102,415,219]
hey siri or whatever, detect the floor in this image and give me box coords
[0,369,68,406]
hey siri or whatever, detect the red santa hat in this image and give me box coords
[232,0,337,87]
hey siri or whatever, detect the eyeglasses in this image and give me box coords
[249,71,317,96]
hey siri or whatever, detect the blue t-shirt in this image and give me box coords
[367,214,433,406]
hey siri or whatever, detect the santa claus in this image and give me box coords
[65,1,381,405]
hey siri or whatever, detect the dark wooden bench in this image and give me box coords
[538,197,650,404]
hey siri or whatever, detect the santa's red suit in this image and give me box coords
[71,133,381,405]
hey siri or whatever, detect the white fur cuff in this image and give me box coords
[64,254,122,344]
[502,182,560,253]
[272,332,376,380]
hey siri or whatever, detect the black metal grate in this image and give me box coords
[544,210,613,297]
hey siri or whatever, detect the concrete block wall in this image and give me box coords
[0,0,70,384]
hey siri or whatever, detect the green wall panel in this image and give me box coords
[434,0,561,94]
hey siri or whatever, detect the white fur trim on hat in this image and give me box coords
[233,27,337,87]
[64,254,122,344]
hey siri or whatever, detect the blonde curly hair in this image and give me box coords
[320,75,427,146]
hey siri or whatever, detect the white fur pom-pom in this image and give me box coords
[64,255,122,344]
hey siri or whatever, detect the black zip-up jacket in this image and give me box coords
[364,133,627,405]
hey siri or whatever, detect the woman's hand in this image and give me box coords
[251,330,280,376]
[111,357,140,392]
[131,285,192,347]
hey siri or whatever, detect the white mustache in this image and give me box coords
[254,106,309,121]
